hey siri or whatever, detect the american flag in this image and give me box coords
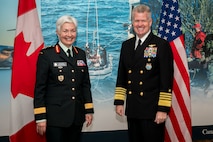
[158,0,192,142]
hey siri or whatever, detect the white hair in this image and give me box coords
[56,15,78,32]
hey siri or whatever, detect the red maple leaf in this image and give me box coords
[11,32,44,99]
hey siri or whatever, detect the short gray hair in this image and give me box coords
[56,15,78,31]
[131,4,152,21]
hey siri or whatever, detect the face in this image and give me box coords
[56,22,77,47]
[195,27,201,32]
[132,12,152,38]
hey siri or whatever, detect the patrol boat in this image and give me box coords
[0,45,13,69]
[84,0,113,80]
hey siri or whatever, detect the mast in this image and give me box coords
[85,0,90,47]
[95,0,100,47]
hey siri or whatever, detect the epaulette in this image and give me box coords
[45,45,54,49]
[39,46,54,54]
[42,45,60,54]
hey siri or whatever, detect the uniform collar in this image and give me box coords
[58,41,73,55]
[136,30,151,46]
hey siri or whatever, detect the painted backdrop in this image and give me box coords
[0,0,213,140]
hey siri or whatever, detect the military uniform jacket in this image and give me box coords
[114,32,173,119]
[34,43,94,127]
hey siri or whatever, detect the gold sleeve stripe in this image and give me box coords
[158,92,172,107]
[85,103,93,109]
[114,94,126,100]
[114,87,127,100]
[34,107,46,115]
[115,87,127,94]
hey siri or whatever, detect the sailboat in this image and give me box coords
[85,0,113,80]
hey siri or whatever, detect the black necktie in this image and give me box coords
[67,49,71,57]
[135,39,141,50]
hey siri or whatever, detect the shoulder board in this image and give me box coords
[39,46,54,54]
[45,46,54,49]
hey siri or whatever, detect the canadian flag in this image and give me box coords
[10,0,46,141]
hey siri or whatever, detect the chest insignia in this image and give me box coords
[77,60,86,66]
[144,44,157,58]
[145,63,152,70]
[58,75,64,82]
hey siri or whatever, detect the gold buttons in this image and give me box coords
[71,79,75,82]
[128,91,132,94]
[71,70,74,73]
[128,80,131,84]
[140,70,143,74]
[71,96,75,100]
[148,58,151,62]
[59,69,62,72]
[72,88,75,91]
[128,70,132,74]
[140,92,143,96]
[139,81,143,85]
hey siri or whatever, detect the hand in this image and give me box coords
[85,114,93,127]
[36,121,46,136]
[115,105,124,116]
[154,111,167,124]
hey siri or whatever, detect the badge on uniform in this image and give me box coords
[145,63,152,70]
[144,44,157,58]
[77,60,86,66]
[58,75,64,82]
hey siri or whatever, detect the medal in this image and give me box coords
[145,63,152,70]
[144,44,157,58]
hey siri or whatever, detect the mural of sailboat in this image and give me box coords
[85,0,113,80]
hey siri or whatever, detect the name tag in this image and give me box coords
[53,62,67,67]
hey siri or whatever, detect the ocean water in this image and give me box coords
[41,0,130,102]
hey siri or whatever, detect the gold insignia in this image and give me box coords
[148,44,156,47]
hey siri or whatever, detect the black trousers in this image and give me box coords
[46,124,83,142]
[127,117,165,142]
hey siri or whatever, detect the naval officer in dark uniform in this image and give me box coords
[114,4,173,142]
[34,15,94,142]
